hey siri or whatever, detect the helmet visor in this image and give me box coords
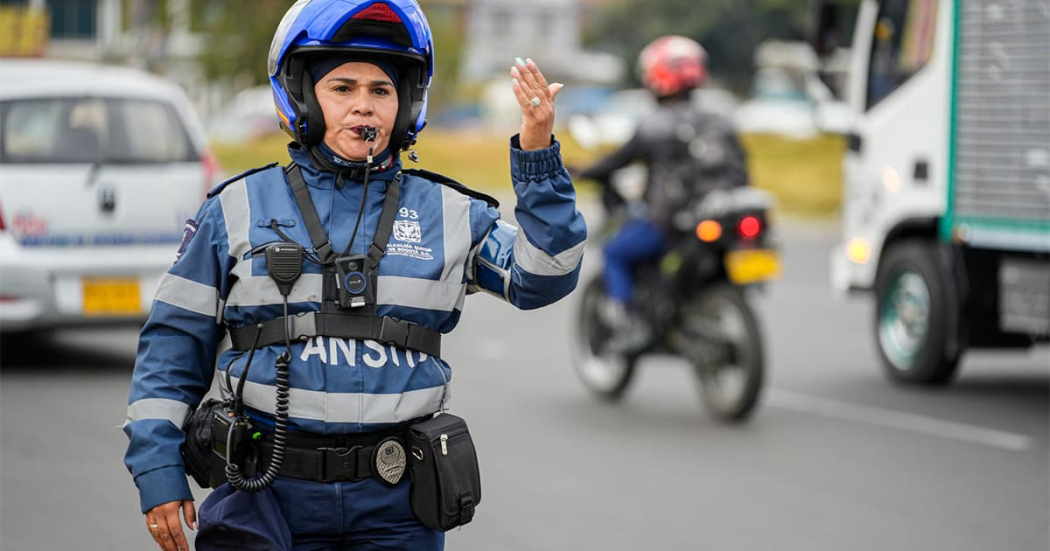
[268,0,313,77]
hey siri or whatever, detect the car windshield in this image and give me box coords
[0,97,198,164]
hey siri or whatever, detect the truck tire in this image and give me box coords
[874,239,962,385]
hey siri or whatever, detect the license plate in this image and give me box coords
[82,278,142,316]
[725,249,782,285]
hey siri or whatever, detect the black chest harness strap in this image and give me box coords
[228,164,442,357]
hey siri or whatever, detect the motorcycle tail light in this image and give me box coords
[696,220,722,242]
[738,216,761,240]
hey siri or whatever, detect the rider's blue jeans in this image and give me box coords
[602,219,668,303]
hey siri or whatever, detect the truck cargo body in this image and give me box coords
[829,0,1049,383]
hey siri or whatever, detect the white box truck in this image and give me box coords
[818,0,1049,384]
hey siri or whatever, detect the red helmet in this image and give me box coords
[638,36,708,98]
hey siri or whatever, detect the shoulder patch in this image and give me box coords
[402,168,499,208]
[207,162,281,198]
[173,218,199,265]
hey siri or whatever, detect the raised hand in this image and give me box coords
[510,57,564,151]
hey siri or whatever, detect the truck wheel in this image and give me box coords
[874,240,962,385]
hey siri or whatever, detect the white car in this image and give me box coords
[0,60,219,334]
[206,84,282,144]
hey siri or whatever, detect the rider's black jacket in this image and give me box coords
[580,98,749,233]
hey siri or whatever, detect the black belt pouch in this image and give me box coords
[181,398,224,489]
[407,413,481,531]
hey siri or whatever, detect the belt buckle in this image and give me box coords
[378,317,409,346]
[320,446,361,482]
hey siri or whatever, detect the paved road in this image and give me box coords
[2,210,1047,551]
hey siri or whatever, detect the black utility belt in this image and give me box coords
[229,312,441,357]
[257,437,399,484]
[251,419,424,485]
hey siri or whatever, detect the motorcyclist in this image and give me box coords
[122,0,586,548]
[578,35,748,348]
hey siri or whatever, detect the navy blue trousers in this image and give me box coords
[197,476,443,550]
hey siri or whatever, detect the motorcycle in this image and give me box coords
[571,183,780,421]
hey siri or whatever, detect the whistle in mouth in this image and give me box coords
[356,126,378,141]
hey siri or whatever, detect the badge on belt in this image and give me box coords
[373,437,407,487]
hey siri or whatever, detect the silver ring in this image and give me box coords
[529,96,541,107]
[149,524,159,529]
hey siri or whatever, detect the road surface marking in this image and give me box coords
[767,388,1035,452]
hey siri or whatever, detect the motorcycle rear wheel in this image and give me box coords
[570,276,638,401]
[681,284,764,422]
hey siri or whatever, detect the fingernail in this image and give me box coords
[511,67,520,77]
[515,57,526,67]
[526,58,534,65]
[192,521,199,531]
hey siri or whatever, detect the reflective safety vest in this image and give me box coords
[123,141,587,513]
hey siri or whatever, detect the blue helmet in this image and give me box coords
[267,0,433,151]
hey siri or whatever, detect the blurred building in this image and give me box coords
[0,0,217,111]
[459,0,623,84]
[0,0,201,67]
[0,0,242,131]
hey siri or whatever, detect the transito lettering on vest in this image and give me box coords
[297,337,425,367]
[363,340,387,367]
[301,336,328,363]
[331,337,355,364]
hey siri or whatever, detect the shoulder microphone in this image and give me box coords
[266,242,304,296]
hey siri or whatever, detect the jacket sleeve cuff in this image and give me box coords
[136,465,193,513]
[510,134,565,181]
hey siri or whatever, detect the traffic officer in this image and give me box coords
[122,0,586,548]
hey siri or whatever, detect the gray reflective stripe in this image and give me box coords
[228,375,444,424]
[226,274,324,308]
[377,276,463,312]
[454,286,467,311]
[219,179,254,303]
[513,237,585,277]
[228,274,461,310]
[125,398,192,427]
[154,274,219,317]
[440,186,472,283]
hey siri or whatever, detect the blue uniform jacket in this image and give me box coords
[124,138,586,513]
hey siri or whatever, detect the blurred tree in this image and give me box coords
[195,0,287,87]
[583,0,858,93]
[417,2,464,112]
